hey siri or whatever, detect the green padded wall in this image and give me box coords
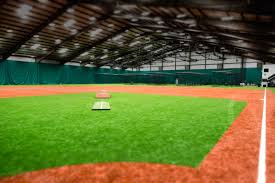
[0,60,262,85]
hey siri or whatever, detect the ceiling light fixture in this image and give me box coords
[131,18,138,22]
[89,17,97,22]
[58,48,68,53]
[221,16,235,21]
[17,4,32,19]
[55,39,62,44]
[80,52,89,57]
[176,14,187,18]
[144,44,153,50]
[100,55,108,59]
[67,8,74,13]
[129,41,140,47]
[114,9,121,14]
[64,19,75,28]
[141,11,150,16]
[70,29,78,35]
[30,43,40,50]
[113,35,123,41]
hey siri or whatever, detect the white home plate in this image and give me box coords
[92,101,111,110]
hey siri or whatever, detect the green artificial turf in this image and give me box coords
[0,93,246,176]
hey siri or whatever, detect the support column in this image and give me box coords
[222,53,225,69]
[188,47,191,70]
[204,50,207,69]
[174,52,177,71]
[240,56,246,83]
[161,58,164,71]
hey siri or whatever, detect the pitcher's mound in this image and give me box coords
[96,90,111,99]
[92,101,111,110]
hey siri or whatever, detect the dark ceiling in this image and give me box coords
[0,0,274,68]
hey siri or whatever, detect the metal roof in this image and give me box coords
[0,0,274,68]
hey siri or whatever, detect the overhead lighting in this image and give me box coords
[157,20,164,25]
[221,16,235,21]
[154,48,162,53]
[49,23,55,27]
[67,8,74,13]
[156,30,162,33]
[129,41,140,47]
[55,39,61,44]
[131,18,138,22]
[103,49,108,53]
[189,23,197,28]
[38,0,48,3]
[100,55,108,59]
[144,44,153,50]
[204,35,213,39]
[89,17,97,22]
[141,11,150,16]
[236,40,244,43]
[114,9,121,14]
[154,17,161,21]
[6,29,13,33]
[74,43,79,46]
[42,48,47,51]
[90,55,95,59]
[80,52,89,57]
[70,29,78,35]
[58,48,68,53]
[64,19,75,28]
[30,43,40,50]
[17,4,32,19]
[112,35,123,41]
[114,51,119,54]
[115,57,122,61]
[176,14,187,19]
[33,35,39,38]
[109,24,114,27]
[90,28,102,36]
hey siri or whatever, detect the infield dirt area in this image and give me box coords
[0,85,274,183]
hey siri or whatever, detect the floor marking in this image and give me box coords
[257,88,267,183]
[100,101,103,109]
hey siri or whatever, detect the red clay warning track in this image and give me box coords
[0,85,274,183]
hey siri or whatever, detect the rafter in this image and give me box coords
[37,15,112,62]
[0,0,78,62]
[62,26,130,64]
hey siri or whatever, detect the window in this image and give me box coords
[264,68,269,72]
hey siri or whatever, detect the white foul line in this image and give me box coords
[257,88,267,183]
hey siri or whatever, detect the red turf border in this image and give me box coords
[0,85,274,183]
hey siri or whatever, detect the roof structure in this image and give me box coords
[0,0,274,68]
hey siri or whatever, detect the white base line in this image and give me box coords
[257,88,267,183]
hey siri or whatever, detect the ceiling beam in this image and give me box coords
[37,14,112,62]
[62,26,130,64]
[80,0,275,14]
[121,44,182,68]
[0,0,78,62]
